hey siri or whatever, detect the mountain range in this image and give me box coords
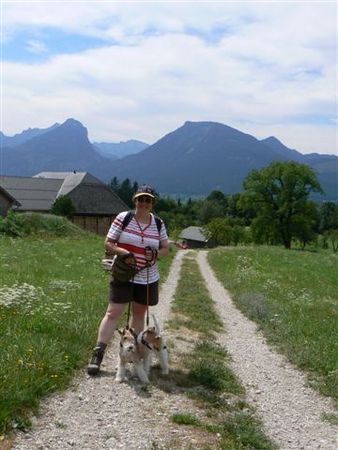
[1,118,337,201]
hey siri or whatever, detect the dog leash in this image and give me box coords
[125,262,150,329]
[146,263,150,327]
[125,273,133,329]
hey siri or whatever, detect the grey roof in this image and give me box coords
[0,172,129,215]
[0,176,63,211]
[35,172,81,180]
[0,184,21,206]
[35,172,98,197]
[179,226,209,242]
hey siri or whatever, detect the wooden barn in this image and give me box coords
[0,172,128,235]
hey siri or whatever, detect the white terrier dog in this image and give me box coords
[115,315,169,384]
[115,327,149,383]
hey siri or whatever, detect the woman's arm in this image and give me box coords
[105,237,131,257]
[158,239,169,257]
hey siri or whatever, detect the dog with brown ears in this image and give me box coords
[115,315,169,384]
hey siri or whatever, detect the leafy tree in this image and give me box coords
[324,229,338,253]
[232,225,246,246]
[51,195,75,218]
[228,193,256,225]
[206,190,228,209]
[319,202,338,232]
[154,196,178,213]
[242,161,323,249]
[204,218,232,246]
[291,202,319,249]
[197,200,224,225]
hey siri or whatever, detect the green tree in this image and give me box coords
[51,195,75,218]
[118,178,134,206]
[291,201,319,249]
[206,190,228,210]
[110,176,120,193]
[325,229,338,253]
[197,200,224,225]
[319,201,338,232]
[242,161,323,249]
[204,218,232,246]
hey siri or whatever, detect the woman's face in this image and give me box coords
[135,195,153,212]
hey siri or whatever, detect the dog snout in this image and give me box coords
[128,345,134,351]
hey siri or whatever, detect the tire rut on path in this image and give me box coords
[12,251,202,450]
[197,250,338,450]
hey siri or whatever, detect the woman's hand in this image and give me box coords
[145,246,158,263]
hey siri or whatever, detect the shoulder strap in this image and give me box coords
[121,210,135,231]
[153,215,162,235]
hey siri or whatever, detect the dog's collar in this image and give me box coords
[137,331,153,350]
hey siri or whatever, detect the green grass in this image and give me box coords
[208,246,338,403]
[0,233,176,435]
[169,257,223,336]
[169,255,276,450]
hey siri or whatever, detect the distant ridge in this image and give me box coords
[93,140,149,159]
[1,119,337,201]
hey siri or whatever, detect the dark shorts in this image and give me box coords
[108,277,159,306]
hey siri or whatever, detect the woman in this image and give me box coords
[87,184,169,375]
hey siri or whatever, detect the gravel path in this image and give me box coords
[197,250,338,450]
[12,251,205,450]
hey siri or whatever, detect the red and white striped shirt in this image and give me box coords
[107,211,168,284]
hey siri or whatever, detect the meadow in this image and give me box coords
[0,234,175,435]
[208,246,338,404]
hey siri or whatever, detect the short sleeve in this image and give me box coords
[106,211,128,241]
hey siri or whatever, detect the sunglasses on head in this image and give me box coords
[137,196,152,203]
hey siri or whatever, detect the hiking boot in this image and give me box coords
[87,346,105,375]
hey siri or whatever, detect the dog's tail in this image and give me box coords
[151,314,160,334]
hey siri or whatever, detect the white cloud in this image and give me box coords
[1,1,337,155]
[26,39,48,54]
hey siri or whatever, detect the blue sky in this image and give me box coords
[1,0,337,155]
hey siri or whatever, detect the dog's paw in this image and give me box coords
[115,376,127,383]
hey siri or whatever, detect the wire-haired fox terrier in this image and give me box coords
[115,315,169,384]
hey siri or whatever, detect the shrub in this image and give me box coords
[0,212,86,237]
[0,210,26,236]
[51,195,75,218]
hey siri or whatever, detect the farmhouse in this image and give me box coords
[0,172,128,234]
[178,226,211,248]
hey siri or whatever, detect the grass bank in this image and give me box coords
[208,246,338,404]
[164,254,276,450]
[0,234,176,435]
